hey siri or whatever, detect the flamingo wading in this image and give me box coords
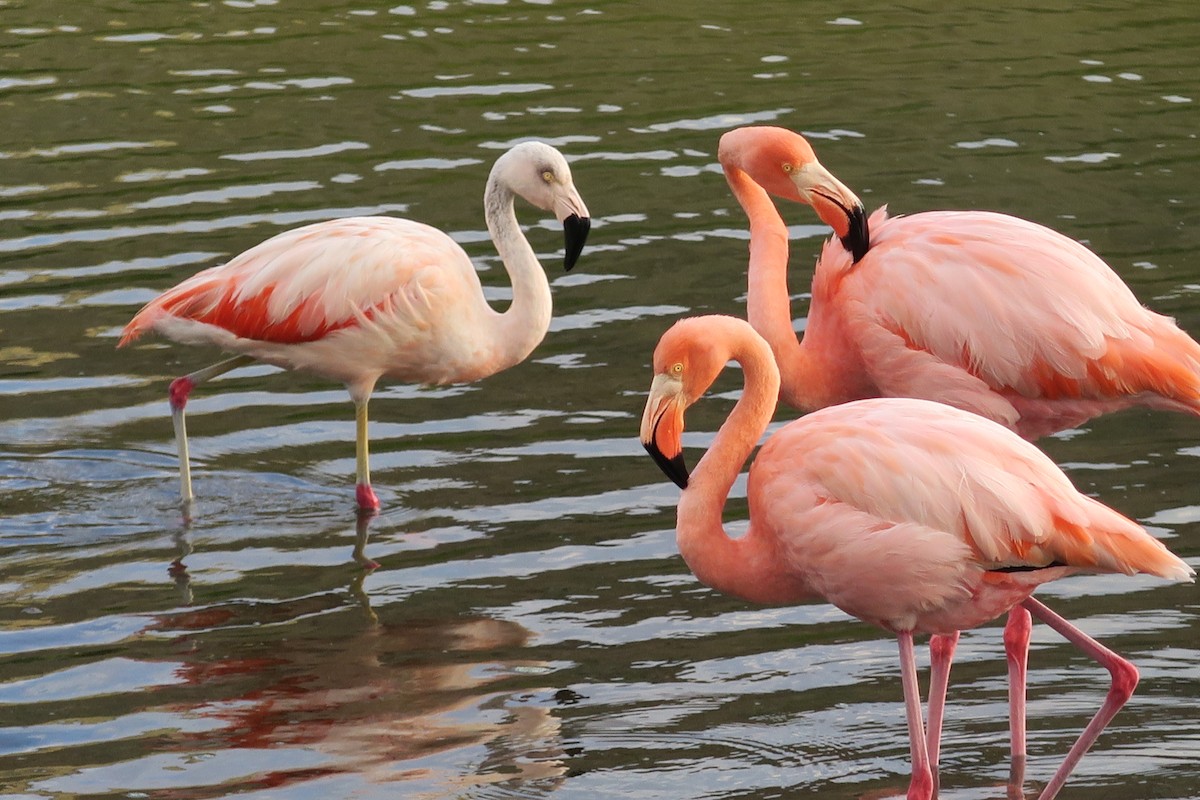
[121,141,591,510]
[717,124,1200,773]
[640,314,1193,800]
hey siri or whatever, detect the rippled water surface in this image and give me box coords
[1,2,1198,798]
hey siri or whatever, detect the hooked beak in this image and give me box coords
[561,213,590,271]
[555,189,591,271]
[793,161,870,263]
[640,373,689,489]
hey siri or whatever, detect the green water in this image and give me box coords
[0,2,1197,798]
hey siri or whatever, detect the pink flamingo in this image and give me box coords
[121,141,590,511]
[717,124,1200,779]
[717,126,1200,439]
[640,314,1193,800]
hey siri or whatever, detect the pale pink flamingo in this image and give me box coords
[120,141,590,511]
[640,314,1193,800]
[717,124,1200,780]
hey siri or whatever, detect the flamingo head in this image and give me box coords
[718,126,869,262]
[493,141,592,270]
[640,318,736,490]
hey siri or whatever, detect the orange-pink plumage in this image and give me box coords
[640,315,1192,800]
[717,126,1200,779]
[717,126,1200,439]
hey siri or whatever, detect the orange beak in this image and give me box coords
[640,373,689,489]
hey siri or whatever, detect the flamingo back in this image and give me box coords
[828,210,1200,423]
[749,398,1191,629]
[120,217,476,347]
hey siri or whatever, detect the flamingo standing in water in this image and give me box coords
[640,314,1193,800]
[121,141,591,511]
[717,124,1200,779]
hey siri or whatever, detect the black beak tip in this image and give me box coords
[643,441,689,490]
[562,214,591,271]
[668,460,689,490]
[841,204,870,263]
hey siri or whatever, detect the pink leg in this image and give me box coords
[1007,756,1027,800]
[898,631,934,800]
[1021,597,1139,800]
[926,631,959,795]
[1004,606,1032,764]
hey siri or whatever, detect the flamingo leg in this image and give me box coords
[353,507,381,570]
[168,355,254,505]
[353,396,381,511]
[1004,605,1033,767]
[898,631,934,800]
[926,630,959,796]
[1007,755,1027,800]
[1021,597,1139,800]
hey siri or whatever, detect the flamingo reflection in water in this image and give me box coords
[167,509,385,602]
[144,593,567,795]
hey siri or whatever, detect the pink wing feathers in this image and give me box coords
[120,217,470,347]
[754,398,1189,582]
[829,210,1200,419]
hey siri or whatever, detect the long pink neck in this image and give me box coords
[723,166,831,411]
[676,322,797,605]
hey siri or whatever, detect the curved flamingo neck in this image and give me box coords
[483,176,554,371]
[723,167,795,352]
[677,322,788,604]
[723,166,832,412]
[720,163,854,412]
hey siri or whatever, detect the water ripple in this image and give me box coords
[1,3,1197,800]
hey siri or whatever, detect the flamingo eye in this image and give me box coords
[541,170,555,184]
[671,362,684,376]
[782,162,793,173]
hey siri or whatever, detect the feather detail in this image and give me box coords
[120,217,467,347]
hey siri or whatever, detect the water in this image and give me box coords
[1,1,1198,798]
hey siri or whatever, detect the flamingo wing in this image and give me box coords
[835,210,1200,413]
[120,217,475,347]
[753,398,1177,581]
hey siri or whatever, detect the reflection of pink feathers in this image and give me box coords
[640,315,1192,800]
[719,126,1200,439]
[120,141,591,511]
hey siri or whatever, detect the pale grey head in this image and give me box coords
[489,141,591,269]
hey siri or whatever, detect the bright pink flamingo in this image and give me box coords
[121,141,590,511]
[717,125,1200,439]
[717,124,1200,780]
[640,314,1193,800]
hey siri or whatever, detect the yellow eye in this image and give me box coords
[542,170,554,183]
[671,362,684,375]
[782,162,793,173]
